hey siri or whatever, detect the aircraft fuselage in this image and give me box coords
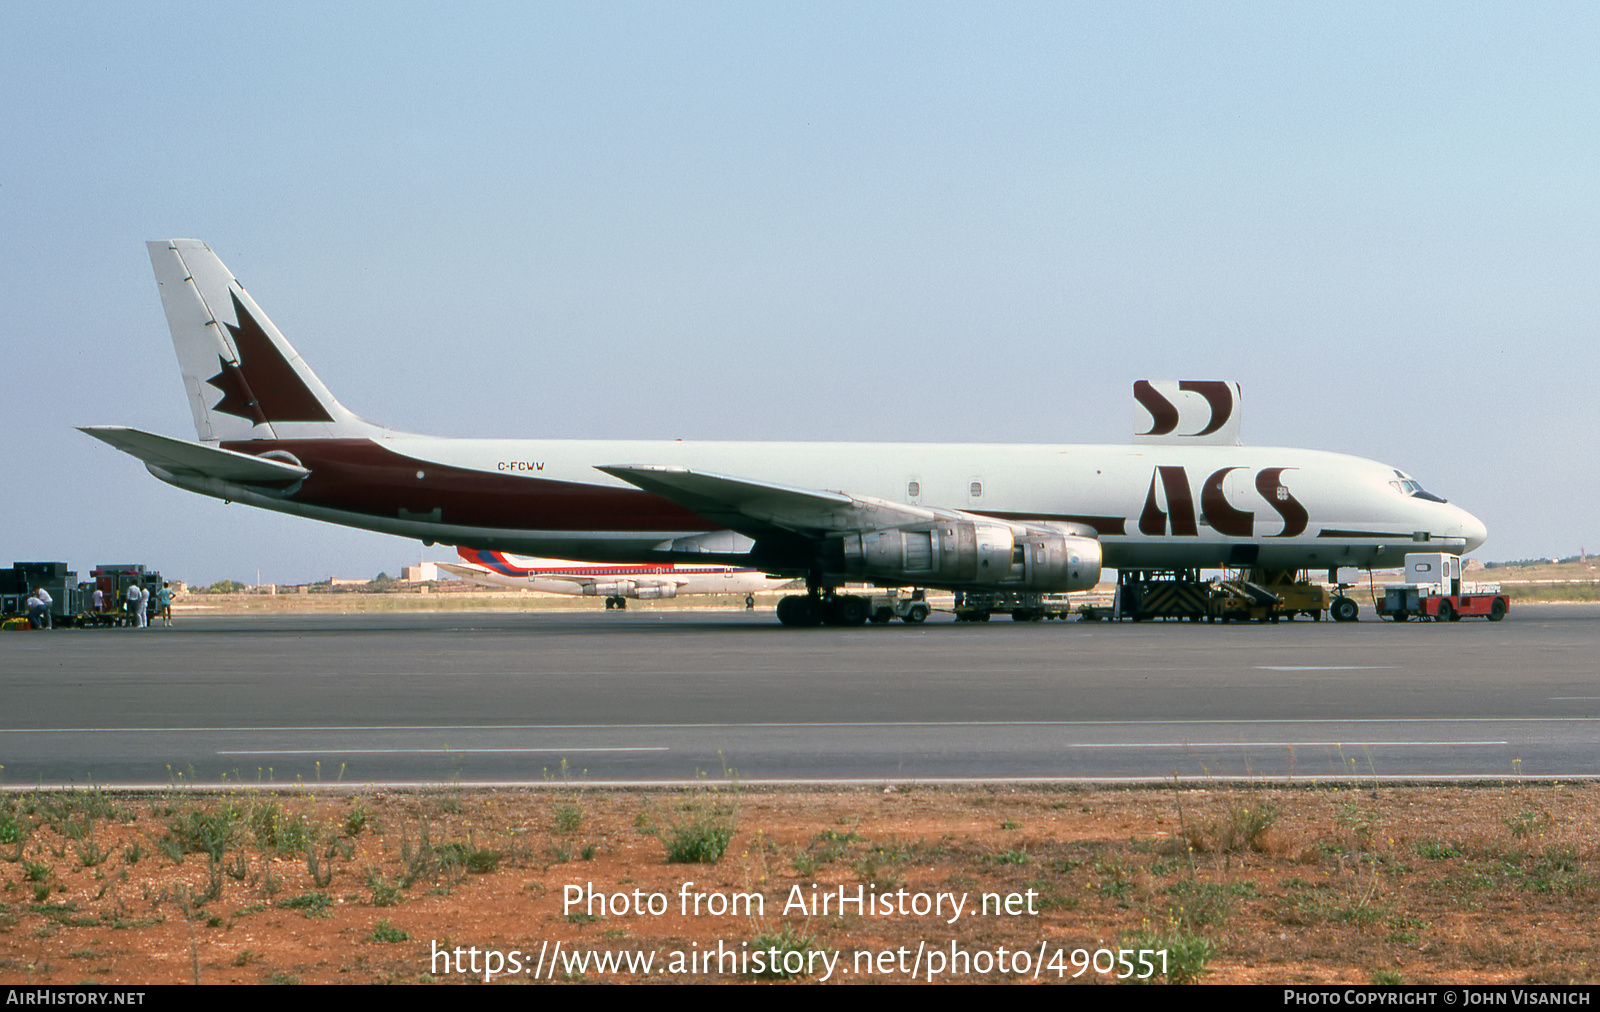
[145,433,1486,575]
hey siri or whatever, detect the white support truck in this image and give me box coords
[1376,553,1509,623]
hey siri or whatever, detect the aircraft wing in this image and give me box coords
[81,426,309,484]
[596,465,943,538]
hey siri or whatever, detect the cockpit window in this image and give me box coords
[1390,472,1448,503]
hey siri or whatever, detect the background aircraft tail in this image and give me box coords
[148,239,382,442]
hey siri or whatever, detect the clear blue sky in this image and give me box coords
[4,2,1596,584]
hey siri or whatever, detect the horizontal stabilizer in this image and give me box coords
[80,426,309,484]
[436,562,589,590]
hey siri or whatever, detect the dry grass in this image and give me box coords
[3,783,1600,984]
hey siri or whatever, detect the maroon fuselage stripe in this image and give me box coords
[220,439,716,533]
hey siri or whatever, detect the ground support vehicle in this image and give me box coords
[1,563,169,629]
[1,562,80,628]
[1088,567,1329,623]
[84,565,167,627]
[867,589,932,624]
[951,590,1080,622]
[1205,578,1284,623]
[1374,553,1509,623]
[1248,569,1331,620]
[1114,569,1212,621]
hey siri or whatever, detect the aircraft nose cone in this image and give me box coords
[1457,508,1488,554]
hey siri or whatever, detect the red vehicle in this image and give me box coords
[1376,553,1508,622]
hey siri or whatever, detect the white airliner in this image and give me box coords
[84,239,1488,626]
[437,547,796,608]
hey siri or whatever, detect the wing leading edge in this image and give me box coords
[598,464,1104,594]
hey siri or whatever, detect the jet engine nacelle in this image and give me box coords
[583,581,635,597]
[631,584,678,600]
[832,521,1101,592]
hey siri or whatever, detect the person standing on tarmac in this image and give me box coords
[155,583,173,627]
[136,586,150,628]
[35,587,52,630]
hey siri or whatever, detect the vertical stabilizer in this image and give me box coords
[148,239,382,442]
[1131,380,1243,446]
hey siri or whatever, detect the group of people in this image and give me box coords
[107,582,171,628]
[26,581,174,629]
[25,587,53,629]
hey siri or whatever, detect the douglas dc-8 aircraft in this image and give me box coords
[84,239,1487,626]
[438,548,797,609]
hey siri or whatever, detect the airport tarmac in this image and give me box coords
[2,603,1597,787]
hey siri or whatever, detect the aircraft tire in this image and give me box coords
[1331,598,1359,623]
[777,595,812,626]
[826,595,869,627]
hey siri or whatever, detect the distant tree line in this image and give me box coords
[1484,555,1587,569]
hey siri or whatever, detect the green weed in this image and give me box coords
[277,892,332,918]
[166,804,242,860]
[555,803,583,833]
[1123,921,1214,984]
[748,923,817,980]
[251,803,313,855]
[366,919,409,943]
[0,809,22,846]
[662,818,735,864]
[1416,839,1462,860]
[1506,807,1551,839]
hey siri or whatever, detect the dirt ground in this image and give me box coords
[3,782,1599,985]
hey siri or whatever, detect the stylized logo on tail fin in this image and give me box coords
[207,293,335,424]
[460,547,525,576]
[149,239,381,442]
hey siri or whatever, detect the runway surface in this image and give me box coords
[3,604,1597,787]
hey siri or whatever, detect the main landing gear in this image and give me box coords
[775,591,872,627]
[603,596,628,610]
